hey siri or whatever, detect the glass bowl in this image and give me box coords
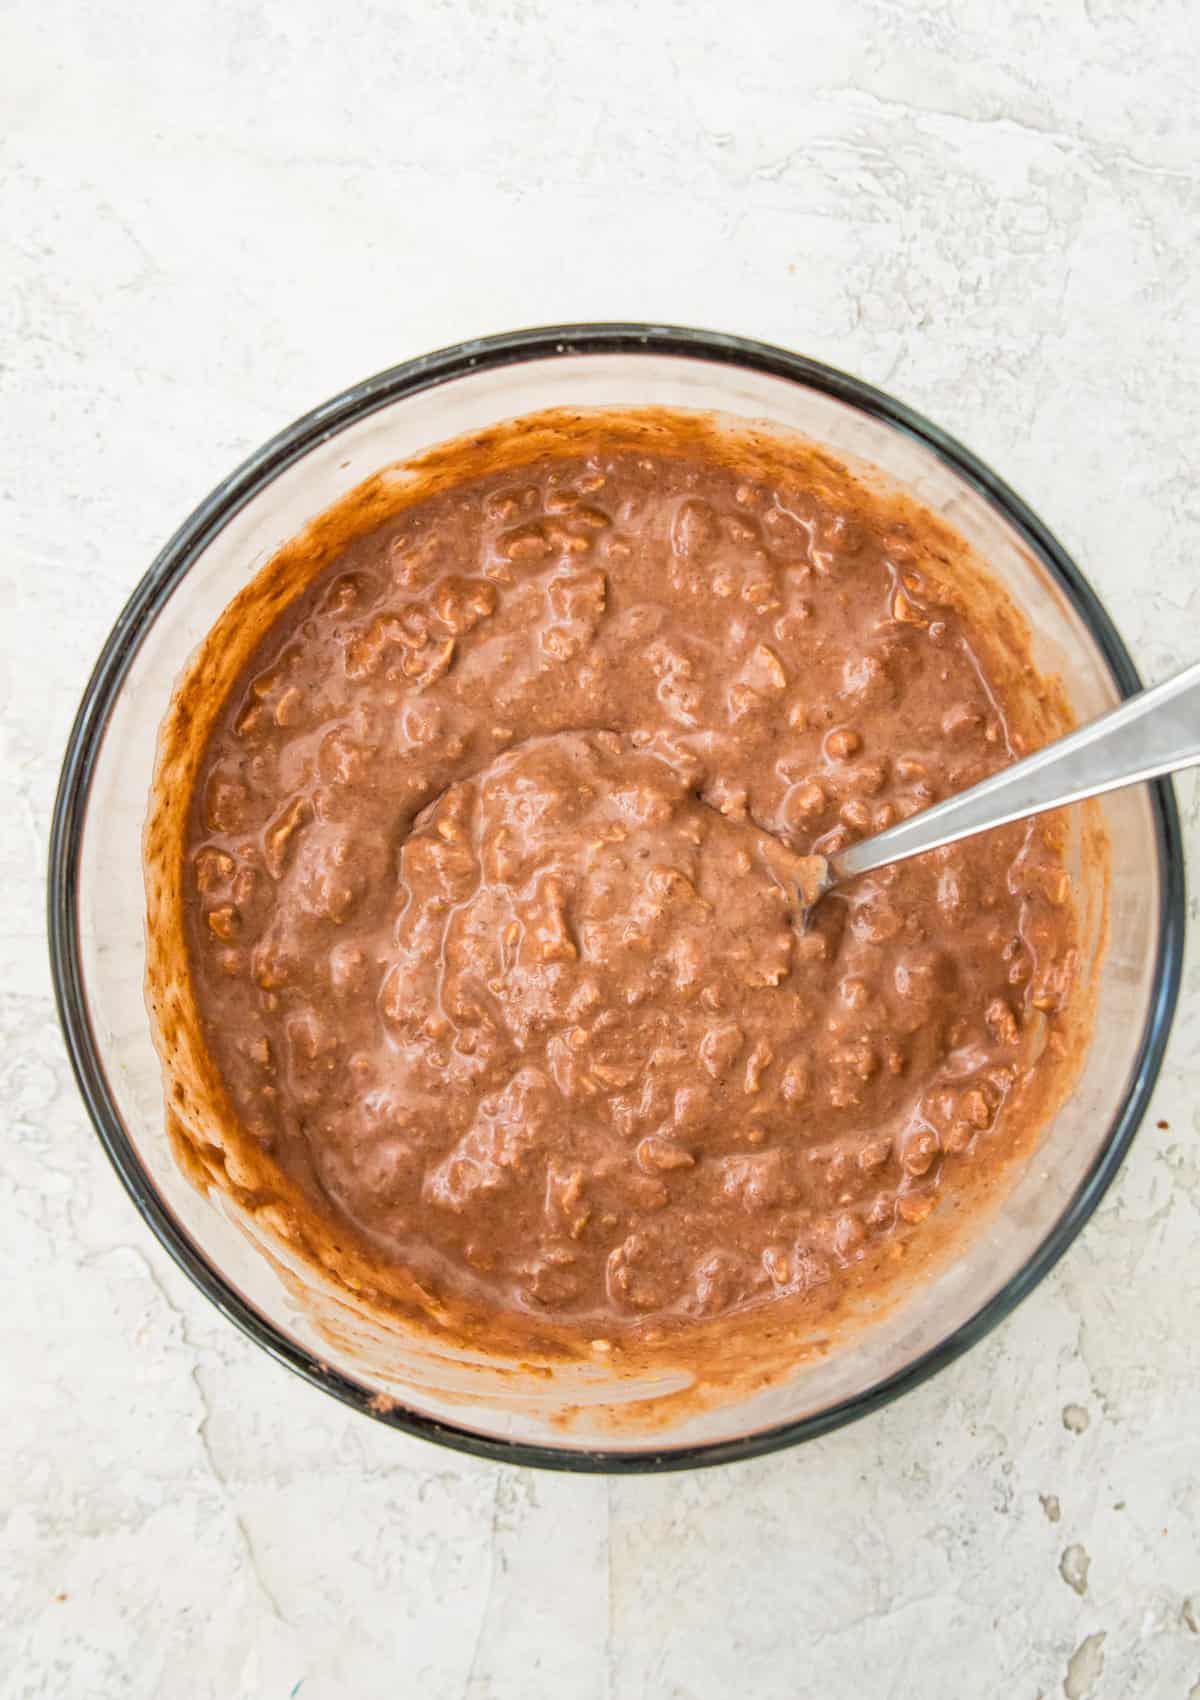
[48,324,1184,1472]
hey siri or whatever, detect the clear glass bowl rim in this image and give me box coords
[47,322,1186,1473]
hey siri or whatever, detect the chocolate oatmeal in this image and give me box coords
[156,410,1081,1348]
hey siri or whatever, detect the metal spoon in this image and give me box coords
[798,658,1200,914]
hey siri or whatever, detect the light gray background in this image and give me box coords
[3,4,1198,1697]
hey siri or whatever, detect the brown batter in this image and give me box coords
[168,413,1080,1346]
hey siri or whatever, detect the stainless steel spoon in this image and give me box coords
[799,658,1200,913]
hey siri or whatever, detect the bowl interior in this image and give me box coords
[56,337,1177,1466]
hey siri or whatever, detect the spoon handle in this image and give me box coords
[830,658,1200,883]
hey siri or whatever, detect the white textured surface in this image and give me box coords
[3,3,1198,1695]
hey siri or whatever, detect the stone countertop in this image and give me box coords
[2,2,1197,1696]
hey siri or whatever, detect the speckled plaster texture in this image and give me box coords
[2,2,1198,1696]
